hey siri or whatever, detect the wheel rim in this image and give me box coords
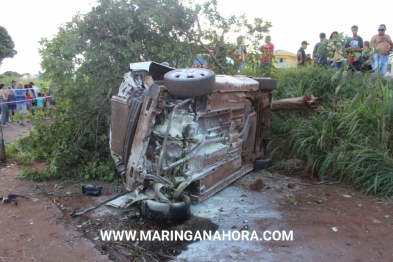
[169,69,211,80]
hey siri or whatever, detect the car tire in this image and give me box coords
[164,68,215,97]
[141,194,191,221]
[252,77,277,91]
[254,157,272,170]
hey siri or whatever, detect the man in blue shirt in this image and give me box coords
[14,82,27,126]
[313,33,328,67]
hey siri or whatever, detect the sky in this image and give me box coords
[1,0,392,75]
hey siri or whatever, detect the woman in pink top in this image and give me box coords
[260,36,274,65]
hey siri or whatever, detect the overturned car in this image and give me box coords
[109,62,276,220]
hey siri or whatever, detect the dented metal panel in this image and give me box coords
[213,75,259,92]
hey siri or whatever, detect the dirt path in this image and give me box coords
[1,123,110,262]
[1,123,393,262]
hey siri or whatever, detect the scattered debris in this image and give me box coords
[332,227,338,232]
[239,225,249,232]
[249,178,265,191]
[1,194,29,205]
[343,195,352,198]
[290,197,298,206]
[9,213,20,218]
[371,218,381,224]
[287,183,296,189]
[81,184,102,196]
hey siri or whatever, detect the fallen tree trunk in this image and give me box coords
[272,94,323,111]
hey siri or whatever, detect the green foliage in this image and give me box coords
[2,71,21,77]
[5,142,31,165]
[242,53,277,78]
[0,26,17,65]
[20,168,50,182]
[17,109,116,180]
[273,66,358,105]
[270,64,393,197]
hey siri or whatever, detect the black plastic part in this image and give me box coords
[251,77,277,91]
[254,157,273,170]
[81,184,102,196]
[141,194,191,221]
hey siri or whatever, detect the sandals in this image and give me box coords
[20,123,26,126]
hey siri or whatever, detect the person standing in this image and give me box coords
[7,86,16,123]
[36,93,45,110]
[215,35,227,67]
[297,41,309,67]
[370,24,393,75]
[29,81,39,106]
[345,25,363,71]
[260,35,274,66]
[14,82,27,126]
[0,84,9,127]
[327,31,344,69]
[7,80,16,93]
[312,33,328,67]
[232,36,247,72]
[361,41,373,73]
[25,84,33,113]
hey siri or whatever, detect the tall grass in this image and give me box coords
[270,67,393,197]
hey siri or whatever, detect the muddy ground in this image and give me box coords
[1,123,392,262]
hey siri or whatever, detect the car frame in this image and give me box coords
[109,61,277,220]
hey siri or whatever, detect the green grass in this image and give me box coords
[269,66,393,198]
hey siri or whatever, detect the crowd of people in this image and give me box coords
[0,80,55,127]
[297,24,393,75]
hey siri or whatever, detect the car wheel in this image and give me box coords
[141,194,191,221]
[164,68,215,97]
[252,77,277,91]
[254,157,272,170]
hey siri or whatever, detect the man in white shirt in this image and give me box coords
[29,82,40,97]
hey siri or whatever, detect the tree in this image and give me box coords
[0,26,17,66]
[2,71,20,77]
[20,0,271,180]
